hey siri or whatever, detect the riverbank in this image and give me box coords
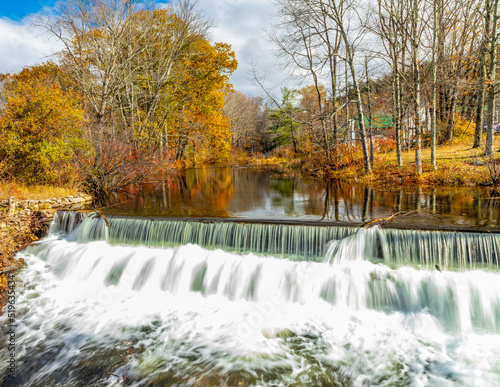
[0,193,93,304]
[354,139,493,187]
[0,183,79,201]
[245,137,496,188]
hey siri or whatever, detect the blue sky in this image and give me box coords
[0,0,283,97]
[1,1,57,21]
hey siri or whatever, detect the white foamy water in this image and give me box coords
[2,219,500,386]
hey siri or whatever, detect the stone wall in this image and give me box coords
[0,193,93,219]
[0,193,93,271]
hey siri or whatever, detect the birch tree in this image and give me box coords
[405,0,426,174]
[373,0,409,167]
[485,0,500,156]
[474,4,490,149]
[430,0,439,170]
[322,0,372,173]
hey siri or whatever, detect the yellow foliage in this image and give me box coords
[0,63,85,184]
[454,116,475,138]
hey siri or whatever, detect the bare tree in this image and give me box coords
[430,0,439,170]
[475,6,490,149]
[372,0,409,167]
[408,0,427,174]
[436,0,482,142]
[269,0,339,158]
[485,0,500,156]
[223,91,269,153]
[322,0,372,173]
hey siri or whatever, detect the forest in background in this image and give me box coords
[2,0,500,202]
[228,0,500,181]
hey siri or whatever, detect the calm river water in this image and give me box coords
[103,167,500,232]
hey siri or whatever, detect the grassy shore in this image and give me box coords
[0,183,79,200]
[246,135,497,188]
[352,138,493,187]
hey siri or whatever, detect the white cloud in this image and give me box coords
[0,18,61,74]
[198,0,287,98]
[0,1,284,98]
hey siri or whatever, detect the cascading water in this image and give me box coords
[49,211,86,235]
[2,212,500,386]
[68,212,500,268]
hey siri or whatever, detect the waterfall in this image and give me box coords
[23,234,500,334]
[4,211,500,386]
[49,211,86,235]
[55,211,500,268]
[68,213,357,261]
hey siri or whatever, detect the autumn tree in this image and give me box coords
[121,6,212,153]
[37,0,236,201]
[167,40,237,163]
[37,0,161,200]
[0,63,84,184]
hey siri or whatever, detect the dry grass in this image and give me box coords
[251,132,498,188]
[329,132,494,187]
[0,182,79,200]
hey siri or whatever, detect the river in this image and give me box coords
[2,168,500,386]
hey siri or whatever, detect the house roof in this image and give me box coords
[364,114,393,128]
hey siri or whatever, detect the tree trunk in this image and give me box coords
[348,53,371,173]
[474,49,487,148]
[486,0,500,156]
[290,120,298,153]
[365,57,374,167]
[411,0,422,175]
[430,0,438,170]
[332,56,339,146]
[394,53,403,167]
[445,84,458,141]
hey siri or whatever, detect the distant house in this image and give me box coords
[344,114,394,147]
[363,114,393,131]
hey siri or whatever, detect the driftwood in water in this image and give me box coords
[362,210,419,228]
[94,210,110,227]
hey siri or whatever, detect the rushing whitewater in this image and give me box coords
[2,213,500,386]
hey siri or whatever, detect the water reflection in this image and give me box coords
[103,167,500,231]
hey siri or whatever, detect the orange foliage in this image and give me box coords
[168,39,237,164]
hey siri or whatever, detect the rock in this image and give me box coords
[8,197,15,217]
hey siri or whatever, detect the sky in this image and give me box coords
[0,0,285,97]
